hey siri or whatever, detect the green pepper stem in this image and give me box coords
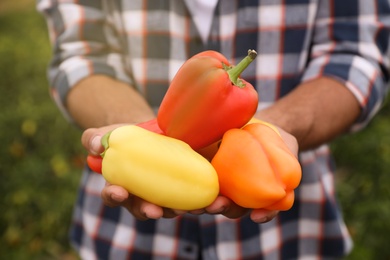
[100,131,112,158]
[227,49,257,88]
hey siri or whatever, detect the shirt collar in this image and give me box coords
[184,0,218,44]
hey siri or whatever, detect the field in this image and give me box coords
[1,1,390,259]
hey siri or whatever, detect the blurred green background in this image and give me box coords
[1,1,390,259]
[0,1,84,259]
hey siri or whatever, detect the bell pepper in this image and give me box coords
[137,118,164,135]
[87,154,103,173]
[196,140,221,162]
[157,49,259,150]
[100,125,219,210]
[86,119,164,174]
[211,122,302,211]
[196,118,279,161]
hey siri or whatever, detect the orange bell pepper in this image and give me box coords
[196,118,279,161]
[211,122,302,211]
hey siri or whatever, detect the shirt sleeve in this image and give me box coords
[37,0,134,122]
[301,0,390,132]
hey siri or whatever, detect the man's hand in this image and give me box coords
[81,123,298,223]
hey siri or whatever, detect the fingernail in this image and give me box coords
[189,209,205,215]
[208,206,225,214]
[90,136,101,155]
[256,217,268,223]
[110,192,124,203]
[173,209,187,215]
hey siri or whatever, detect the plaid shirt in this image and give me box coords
[38,0,390,259]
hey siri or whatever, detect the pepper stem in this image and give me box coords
[227,49,257,88]
[100,131,112,158]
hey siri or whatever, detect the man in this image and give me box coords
[38,0,390,259]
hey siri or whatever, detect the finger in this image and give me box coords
[103,185,164,221]
[278,128,299,158]
[205,196,249,219]
[81,124,126,155]
[188,209,205,215]
[81,128,101,155]
[131,197,164,220]
[101,183,130,207]
[172,209,188,215]
[205,196,227,214]
[250,209,279,223]
[101,183,163,220]
[162,208,183,218]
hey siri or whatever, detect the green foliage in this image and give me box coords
[332,102,390,259]
[1,1,390,260]
[0,2,84,259]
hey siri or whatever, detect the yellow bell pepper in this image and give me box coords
[100,125,220,210]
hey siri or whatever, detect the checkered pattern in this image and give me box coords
[38,0,390,259]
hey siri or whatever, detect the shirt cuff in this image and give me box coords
[49,54,134,122]
[301,53,388,132]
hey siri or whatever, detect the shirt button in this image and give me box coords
[184,245,194,253]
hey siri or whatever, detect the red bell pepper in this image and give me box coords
[87,154,103,173]
[157,50,259,150]
[137,118,164,135]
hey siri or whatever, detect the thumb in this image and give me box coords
[277,127,299,158]
[81,124,126,155]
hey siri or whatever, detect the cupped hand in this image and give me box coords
[203,196,278,223]
[101,183,186,220]
[80,122,298,223]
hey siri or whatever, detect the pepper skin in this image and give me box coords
[137,118,165,135]
[157,50,259,150]
[211,122,302,211]
[87,154,103,173]
[86,119,164,174]
[100,125,219,210]
[196,118,280,161]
